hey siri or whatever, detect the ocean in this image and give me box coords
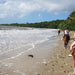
[0,25,58,62]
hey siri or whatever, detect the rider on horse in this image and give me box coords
[70,40,75,74]
[63,27,70,48]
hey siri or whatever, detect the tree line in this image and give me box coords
[1,11,75,30]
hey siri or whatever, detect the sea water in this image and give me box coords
[0,26,57,62]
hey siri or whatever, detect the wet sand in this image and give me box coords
[0,31,75,75]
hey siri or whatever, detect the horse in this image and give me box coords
[72,49,75,74]
[63,35,70,49]
[70,42,75,74]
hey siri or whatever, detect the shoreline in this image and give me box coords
[0,31,75,75]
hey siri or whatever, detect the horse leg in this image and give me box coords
[64,41,67,49]
[66,40,68,48]
[65,39,69,49]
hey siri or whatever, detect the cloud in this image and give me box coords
[0,0,75,18]
[38,14,41,17]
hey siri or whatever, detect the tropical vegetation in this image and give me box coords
[1,11,75,30]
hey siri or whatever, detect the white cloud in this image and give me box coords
[0,0,75,18]
[0,13,7,18]
[38,14,41,17]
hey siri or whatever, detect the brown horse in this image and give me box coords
[72,49,75,74]
[63,35,70,49]
[70,42,75,74]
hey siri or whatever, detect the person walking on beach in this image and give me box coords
[58,29,60,35]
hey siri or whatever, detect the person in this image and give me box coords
[58,29,60,35]
[69,41,75,74]
[69,33,75,56]
[69,41,75,56]
[70,41,75,51]
[64,27,69,36]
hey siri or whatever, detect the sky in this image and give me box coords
[0,0,75,24]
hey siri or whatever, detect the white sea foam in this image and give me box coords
[0,43,34,55]
[2,62,13,67]
[0,27,57,61]
[0,43,34,61]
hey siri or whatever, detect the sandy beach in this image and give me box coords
[0,31,75,75]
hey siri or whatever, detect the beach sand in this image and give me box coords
[0,31,75,75]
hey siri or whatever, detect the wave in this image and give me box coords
[0,27,57,61]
